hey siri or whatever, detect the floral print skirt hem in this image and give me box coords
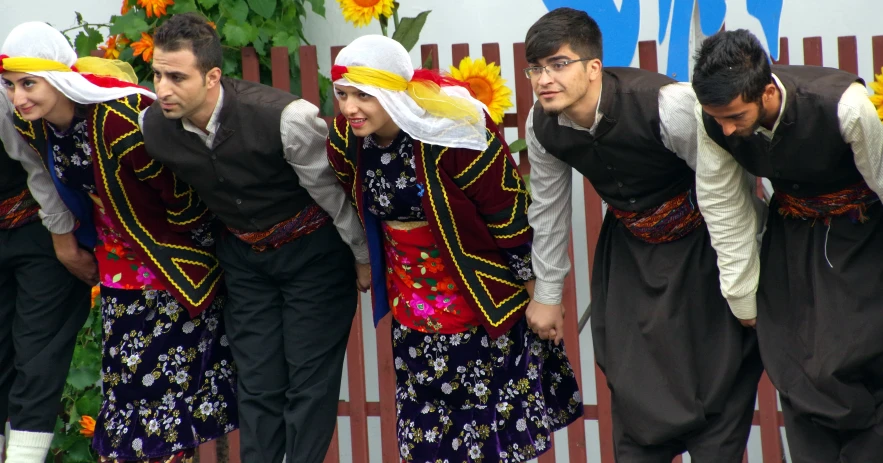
[93,286,238,460]
[99,449,195,463]
[393,316,584,462]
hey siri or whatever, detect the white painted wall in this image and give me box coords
[1,1,879,461]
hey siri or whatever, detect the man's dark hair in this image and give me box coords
[525,8,603,63]
[153,12,223,74]
[692,29,772,106]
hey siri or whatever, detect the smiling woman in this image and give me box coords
[1,21,237,463]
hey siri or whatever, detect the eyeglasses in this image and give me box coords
[523,58,593,80]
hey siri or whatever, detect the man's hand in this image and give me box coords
[51,232,98,286]
[525,299,565,345]
[355,262,371,292]
[740,318,756,328]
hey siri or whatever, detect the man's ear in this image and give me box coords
[206,67,222,88]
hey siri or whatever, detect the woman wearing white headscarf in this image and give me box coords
[326,35,583,462]
[1,22,237,462]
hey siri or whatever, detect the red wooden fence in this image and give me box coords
[195,34,883,463]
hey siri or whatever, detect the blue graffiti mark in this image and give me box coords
[662,0,726,81]
[542,0,641,66]
[543,0,783,80]
[748,0,784,61]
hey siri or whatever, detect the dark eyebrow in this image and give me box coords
[722,112,747,120]
[153,69,186,79]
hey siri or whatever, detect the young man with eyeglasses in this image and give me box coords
[693,30,883,461]
[522,8,764,461]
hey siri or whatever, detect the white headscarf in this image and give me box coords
[1,21,155,104]
[333,35,488,151]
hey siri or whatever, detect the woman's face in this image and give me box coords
[334,84,400,144]
[2,72,68,123]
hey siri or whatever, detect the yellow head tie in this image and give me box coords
[338,65,479,123]
[0,55,138,84]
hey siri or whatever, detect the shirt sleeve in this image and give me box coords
[281,99,369,264]
[658,82,700,170]
[526,106,572,305]
[694,102,761,320]
[0,97,75,234]
[839,82,883,198]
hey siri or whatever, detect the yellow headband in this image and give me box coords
[335,65,479,123]
[0,55,138,84]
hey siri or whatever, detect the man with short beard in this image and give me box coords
[138,12,368,463]
[523,8,764,461]
[693,29,883,461]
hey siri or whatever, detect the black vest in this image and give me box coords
[702,65,863,197]
[143,78,315,231]
[533,67,694,211]
[0,139,29,202]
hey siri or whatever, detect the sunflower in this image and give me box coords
[336,0,394,28]
[449,57,513,125]
[137,0,174,18]
[871,66,883,122]
[99,35,125,60]
[79,415,96,438]
[131,32,154,63]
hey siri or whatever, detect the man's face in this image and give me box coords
[152,46,217,120]
[702,95,766,138]
[528,44,598,116]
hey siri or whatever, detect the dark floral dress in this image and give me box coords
[47,117,237,462]
[361,132,583,462]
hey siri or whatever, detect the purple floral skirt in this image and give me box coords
[392,316,584,462]
[93,286,238,460]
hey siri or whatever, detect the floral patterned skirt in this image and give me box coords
[392,317,584,462]
[93,286,238,460]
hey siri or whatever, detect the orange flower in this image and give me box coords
[99,35,124,60]
[90,286,101,307]
[423,256,444,274]
[137,0,174,18]
[207,21,217,30]
[131,32,154,63]
[121,0,131,14]
[79,415,96,438]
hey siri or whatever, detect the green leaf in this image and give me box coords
[422,54,433,69]
[220,0,250,22]
[66,438,96,463]
[109,13,150,39]
[508,138,527,153]
[67,367,100,389]
[197,0,219,8]
[169,0,199,14]
[247,0,277,19]
[75,11,84,25]
[305,0,325,16]
[221,23,250,47]
[391,10,431,52]
[75,388,103,417]
[271,31,299,51]
[72,342,102,369]
[74,26,104,58]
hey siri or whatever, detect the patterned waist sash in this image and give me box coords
[607,189,704,244]
[0,189,41,230]
[776,181,879,225]
[227,203,331,252]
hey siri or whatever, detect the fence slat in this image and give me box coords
[803,37,823,66]
[757,373,785,462]
[322,421,340,463]
[197,440,218,463]
[227,431,241,463]
[451,43,470,68]
[330,46,345,116]
[296,45,318,107]
[837,36,859,75]
[873,36,883,76]
[638,40,658,72]
[346,301,371,461]
[375,315,399,463]
[421,44,440,71]
[512,42,534,173]
[773,37,790,65]
[241,47,260,82]
[561,238,587,463]
[271,47,291,93]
